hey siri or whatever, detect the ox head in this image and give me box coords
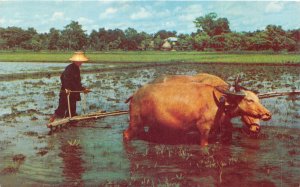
[219,76,272,134]
[236,90,272,132]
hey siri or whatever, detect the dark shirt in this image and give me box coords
[60,63,84,101]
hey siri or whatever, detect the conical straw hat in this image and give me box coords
[69,51,89,62]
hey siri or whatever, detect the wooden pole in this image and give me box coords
[258,90,300,99]
[66,90,72,118]
[47,110,128,128]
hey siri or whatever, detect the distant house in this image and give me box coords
[161,37,178,51]
[161,40,172,51]
[167,37,178,43]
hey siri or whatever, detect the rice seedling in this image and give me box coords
[67,139,80,146]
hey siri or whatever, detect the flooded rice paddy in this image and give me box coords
[0,62,299,186]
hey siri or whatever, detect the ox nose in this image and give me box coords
[261,112,272,121]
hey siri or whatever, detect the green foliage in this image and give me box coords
[153,35,163,50]
[0,16,299,52]
[59,21,88,50]
[224,33,244,51]
[48,28,60,50]
[193,32,210,51]
[264,25,296,52]
[154,30,177,40]
[194,12,230,36]
[0,27,31,49]
[0,38,8,49]
[177,34,194,51]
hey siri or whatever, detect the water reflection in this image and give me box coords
[59,142,85,185]
[123,133,251,186]
[123,126,297,186]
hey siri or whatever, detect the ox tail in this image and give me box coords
[125,96,133,103]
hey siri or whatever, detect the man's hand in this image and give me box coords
[83,88,92,94]
[65,89,71,95]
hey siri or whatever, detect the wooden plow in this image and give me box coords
[46,110,128,129]
[46,89,128,130]
[258,90,300,99]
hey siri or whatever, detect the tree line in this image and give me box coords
[0,13,299,52]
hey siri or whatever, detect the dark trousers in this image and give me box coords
[54,92,77,118]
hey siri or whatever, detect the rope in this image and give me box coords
[82,93,87,114]
[66,90,72,119]
[64,89,87,115]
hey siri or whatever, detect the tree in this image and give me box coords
[21,35,42,51]
[264,25,296,52]
[22,27,43,51]
[176,34,194,51]
[88,30,99,50]
[209,35,225,51]
[154,30,176,40]
[288,29,300,51]
[109,37,122,50]
[0,28,8,49]
[0,38,7,49]
[139,32,153,50]
[60,21,88,50]
[123,28,140,50]
[193,32,210,51]
[153,35,163,50]
[90,28,125,50]
[97,28,109,50]
[248,31,269,51]
[110,29,125,50]
[0,27,31,49]
[194,12,230,36]
[222,33,244,51]
[29,36,42,51]
[48,28,60,50]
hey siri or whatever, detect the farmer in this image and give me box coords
[49,51,91,122]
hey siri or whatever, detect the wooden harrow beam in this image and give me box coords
[46,110,128,129]
[258,90,300,99]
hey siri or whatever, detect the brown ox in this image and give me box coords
[124,83,271,146]
[151,73,262,133]
[151,73,226,86]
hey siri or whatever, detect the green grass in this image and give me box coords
[0,50,299,64]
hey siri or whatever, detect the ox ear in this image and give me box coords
[213,90,228,107]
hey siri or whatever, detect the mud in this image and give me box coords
[0,62,299,186]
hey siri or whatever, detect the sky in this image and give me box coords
[0,0,300,34]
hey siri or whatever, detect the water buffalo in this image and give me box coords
[124,82,271,146]
[151,73,262,133]
[151,73,226,86]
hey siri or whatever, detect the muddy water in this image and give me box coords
[0,62,299,186]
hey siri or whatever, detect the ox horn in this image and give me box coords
[222,74,246,97]
[234,74,242,92]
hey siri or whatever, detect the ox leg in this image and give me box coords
[197,122,211,147]
[123,127,136,141]
[220,120,233,144]
[123,115,142,141]
[200,129,210,147]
